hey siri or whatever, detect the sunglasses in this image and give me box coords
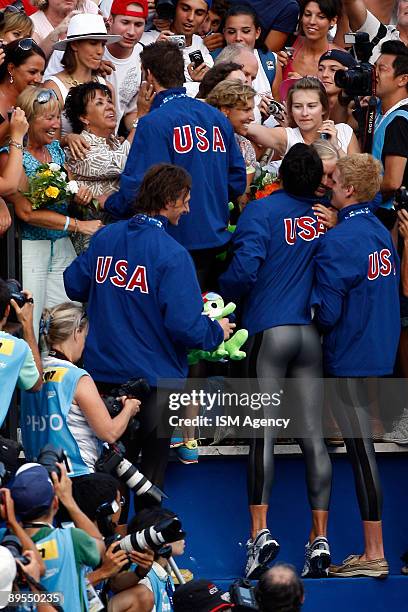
[35,89,58,104]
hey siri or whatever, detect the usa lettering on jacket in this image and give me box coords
[284,216,326,245]
[367,248,394,280]
[173,125,226,154]
[95,257,149,293]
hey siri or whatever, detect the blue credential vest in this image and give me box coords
[35,527,88,611]
[147,564,175,612]
[0,331,29,426]
[372,107,408,209]
[21,358,92,476]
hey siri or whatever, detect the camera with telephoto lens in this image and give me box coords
[95,442,166,502]
[114,515,185,557]
[36,444,71,479]
[229,579,259,611]
[102,377,150,436]
[2,535,30,566]
[394,186,408,211]
[156,0,176,20]
[0,435,21,486]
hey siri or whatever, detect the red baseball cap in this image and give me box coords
[110,0,148,18]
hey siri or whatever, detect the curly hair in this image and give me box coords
[206,78,256,109]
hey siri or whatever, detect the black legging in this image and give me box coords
[247,325,332,511]
[331,378,382,522]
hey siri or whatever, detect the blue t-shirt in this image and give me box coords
[230,0,299,34]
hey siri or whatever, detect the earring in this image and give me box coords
[8,73,13,84]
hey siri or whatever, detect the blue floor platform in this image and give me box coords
[164,449,408,611]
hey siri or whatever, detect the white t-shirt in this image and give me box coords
[284,122,354,155]
[104,44,143,126]
[357,10,400,64]
[140,31,214,97]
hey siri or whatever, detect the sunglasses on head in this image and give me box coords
[35,89,58,104]
[0,3,25,24]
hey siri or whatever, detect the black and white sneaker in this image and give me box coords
[301,536,331,578]
[245,529,280,579]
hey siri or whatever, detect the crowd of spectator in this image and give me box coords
[0,0,408,610]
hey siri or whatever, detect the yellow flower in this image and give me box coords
[42,170,52,177]
[45,186,60,198]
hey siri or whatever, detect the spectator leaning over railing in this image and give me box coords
[0,278,42,427]
[0,86,99,338]
[0,38,45,147]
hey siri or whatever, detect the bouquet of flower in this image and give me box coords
[250,165,280,200]
[23,162,79,210]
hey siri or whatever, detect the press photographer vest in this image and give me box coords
[146,562,175,612]
[34,526,88,611]
[21,357,92,476]
[372,104,408,208]
[0,331,30,426]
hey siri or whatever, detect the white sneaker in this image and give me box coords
[301,536,331,578]
[245,529,280,579]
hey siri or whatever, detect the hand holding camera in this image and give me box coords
[50,462,73,508]
[317,120,339,146]
[7,280,34,330]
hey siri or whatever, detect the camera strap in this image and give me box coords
[23,522,54,529]
[49,349,71,362]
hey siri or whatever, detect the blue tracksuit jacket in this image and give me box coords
[313,203,400,376]
[219,189,327,336]
[104,88,246,251]
[63,215,224,385]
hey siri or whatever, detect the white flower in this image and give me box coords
[48,163,61,172]
[66,180,79,195]
[60,172,67,181]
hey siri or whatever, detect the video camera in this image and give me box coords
[101,377,150,437]
[95,441,166,503]
[229,579,259,611]
[0,435,21,486]
[106,515,185,559]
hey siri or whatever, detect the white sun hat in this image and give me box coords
[53,13,122,51]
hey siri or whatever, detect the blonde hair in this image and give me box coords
[286,77,329,128]
[32,0,85,10]
[41,302,88,349]
[16,86,61,123]
[312,138,340,161]
[206,78,256,109]
[336,154,383,202]
[0,12,33,39]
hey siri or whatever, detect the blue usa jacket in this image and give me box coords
[312,203,400,376]
[63,216,224,385]
[104,88,246,251]
[219,190,327,336]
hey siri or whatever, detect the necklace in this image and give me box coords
[65,74,98,88]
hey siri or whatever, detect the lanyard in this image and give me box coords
[375,97,408,129]
[133,214,165,229]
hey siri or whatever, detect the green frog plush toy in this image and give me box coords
[188,292,248,365]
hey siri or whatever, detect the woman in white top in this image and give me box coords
[44,14,120,140]
[247,77,360,159]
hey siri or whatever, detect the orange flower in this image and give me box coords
[264,183,280,195]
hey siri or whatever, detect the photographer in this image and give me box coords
[372,41,408,205]
[255,565,304,612]
[21,302,140,477]
[0,279,42,425]
[8,462,103,611]
[109,507,185,612]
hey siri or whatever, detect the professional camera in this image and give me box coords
[334,62,374,97]
[1,535,30,566]
[0,435,21,486]
[115,515,185,556]
[156,0,176,20]
[36,444,71,479]
[95,442,166,502]
[5,279,33,324]
[102,377,150,436]
[394,186,408,211]
[229,579,259,611]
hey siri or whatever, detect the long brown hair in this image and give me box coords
[286,77,329,128]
